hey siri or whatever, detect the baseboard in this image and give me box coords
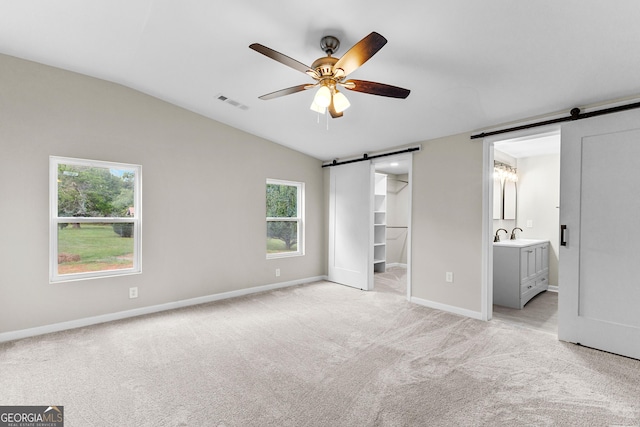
[0,275,328,343]
[410,296,484,320]
[547,285,559,293]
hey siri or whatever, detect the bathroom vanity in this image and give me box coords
[493,239,549,309]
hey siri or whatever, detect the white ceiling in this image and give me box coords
[494,132,560,158]
[2,1,640,161]
[375,158,411,175]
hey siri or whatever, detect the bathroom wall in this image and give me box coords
[516,154,560,286]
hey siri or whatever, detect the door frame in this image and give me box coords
[481,125,561,321]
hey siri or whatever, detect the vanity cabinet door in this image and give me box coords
[528,249,537,278]
[541,244,549,273]
[535,245,543,274]
[520,247,536,282]
[533,243,550,276]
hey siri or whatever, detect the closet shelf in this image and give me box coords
[374,173,387,273]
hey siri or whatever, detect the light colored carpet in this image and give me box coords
[1,270,639,426]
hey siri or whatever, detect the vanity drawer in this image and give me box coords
[537,276,548,289]
[522,281,542,306]
[521,279,536,294]
[521,275,549,306]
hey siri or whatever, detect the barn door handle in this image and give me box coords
[560,225,567,246]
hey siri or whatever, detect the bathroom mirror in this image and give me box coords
[493,160,518,220]
[503,180,517,220]
[493,176,502,219]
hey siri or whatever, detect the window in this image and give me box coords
[50,156,142,282]
[266,179,304,258]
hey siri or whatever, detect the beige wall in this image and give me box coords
[0,54,325,334]
[1,53,489,335]
[411,134,484,313]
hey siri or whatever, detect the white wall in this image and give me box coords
[517,154,560,286]
[0,54,325,334]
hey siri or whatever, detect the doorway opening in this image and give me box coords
[373,156,412,299]
[485,130,560,334]
[327,152,413,300]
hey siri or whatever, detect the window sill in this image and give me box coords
[266,252,304,260]
[50,269,141,284]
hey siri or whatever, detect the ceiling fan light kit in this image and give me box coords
[313,84,332,108]
[309,101,326,115]
[249,32,410,119]
[332,90,350,113]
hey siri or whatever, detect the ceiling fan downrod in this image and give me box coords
[320,35,340,56]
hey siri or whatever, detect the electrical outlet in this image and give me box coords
[526,220,533,228]
[275,268,280,277]
[445,272,454,283]
[129,287,138,299]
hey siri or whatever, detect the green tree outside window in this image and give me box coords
[266,182,302,255]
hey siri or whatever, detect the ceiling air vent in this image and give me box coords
[216,94,249,111]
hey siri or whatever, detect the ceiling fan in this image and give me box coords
[249,32,410,118]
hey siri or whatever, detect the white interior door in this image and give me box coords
[328,161,373,290]
[559,108,640,360]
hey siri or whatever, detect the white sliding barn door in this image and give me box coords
[559,109,640,360]
[328,161,374,290]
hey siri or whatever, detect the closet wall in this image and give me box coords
[385,173,409,266]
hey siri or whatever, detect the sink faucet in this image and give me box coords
[510,227,523,240]
[494,228,508,242]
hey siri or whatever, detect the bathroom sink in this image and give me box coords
[493,238,546,247]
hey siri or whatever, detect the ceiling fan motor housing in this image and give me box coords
[311,56,338,78]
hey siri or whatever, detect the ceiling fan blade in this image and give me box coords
[344,79,410,99]
[333,32,387,77]
[249,43,314,75]
[258,84,311,100]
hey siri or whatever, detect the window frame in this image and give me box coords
[49,156,142,283]
[266,178,304,259]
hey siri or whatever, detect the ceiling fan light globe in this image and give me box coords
[310,101,326,114]
[314,86,332,108]
[333,91,350,113]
